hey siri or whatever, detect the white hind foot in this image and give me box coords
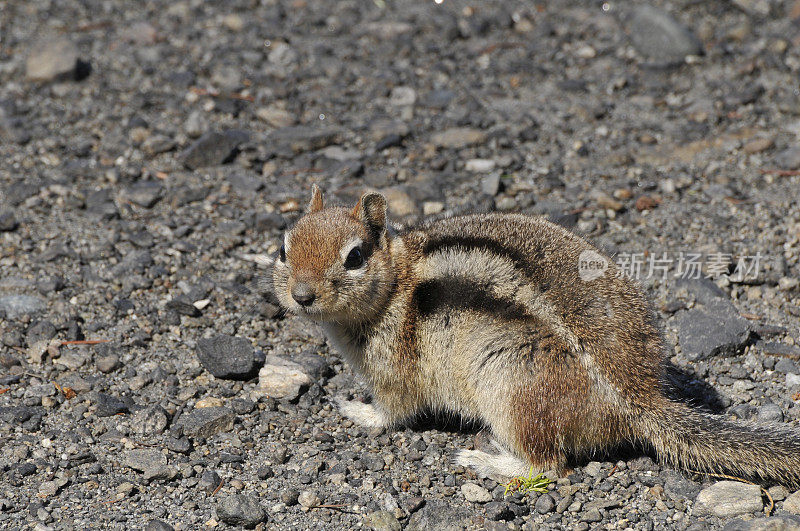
[455,440,533,478]
[335,397,388,428]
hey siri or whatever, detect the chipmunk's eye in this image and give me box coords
[344,246,364,269]
[279,244,286,262]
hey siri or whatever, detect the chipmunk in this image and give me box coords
[272,185,800,487]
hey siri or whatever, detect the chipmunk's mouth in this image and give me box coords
[294,304,324,319]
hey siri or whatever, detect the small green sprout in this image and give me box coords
[504,467,552,496]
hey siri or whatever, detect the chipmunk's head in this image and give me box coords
[272,185,395,323]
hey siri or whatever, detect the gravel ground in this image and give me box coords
[2,0,800,529]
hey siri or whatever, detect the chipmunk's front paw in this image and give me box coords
[454,445,532,479]
[335,397,387,428]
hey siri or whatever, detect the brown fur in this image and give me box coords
[271,188,800,487]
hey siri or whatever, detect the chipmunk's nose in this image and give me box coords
[291,282,316,307]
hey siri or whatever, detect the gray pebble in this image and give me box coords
[628,5,703,64]
[756,403,784,423]
[95,353,121,374]
[774,147,800,170]
[131,405,169,435]
[0,295,46,320]
[695,481,762,518]
[775,359,799,375]
[535,493,555,514]
[121,181,163,208]
[179,129,250,170]
[175,407,235,438]
[124,449,166,472]
[363,510,402,531]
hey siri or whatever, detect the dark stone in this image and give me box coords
[166,436,192,454]
[165,295,201,317]
[144,520,174,531]
[663,470,700,501]
[0,210,17,232]
[483,501,513,521]
[216,494,266,528]
[92,392,128,417]
[252,212,286,232]
[179,129,251,169]
[16,462,37,477]
[0,406,44,424]
[230,398,255,415]
[292,350,331,379]
[115,299,135,313]
[26,320,57,346]
[375,134,402,151]
[198,470,222,493]
[6,181,39,205]
[675,306,751,361]
[196,335,257,380]
[36,276,65,294]
[280,489,300,506]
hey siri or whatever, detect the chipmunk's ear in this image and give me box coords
[307,184,324,213]
[353,192,387,235]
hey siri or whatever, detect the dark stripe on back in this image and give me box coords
[412,277,530,320]
[421,235,543,280]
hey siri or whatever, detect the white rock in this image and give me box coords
[465,159,497,173]
[784,491,800,514]
[25,37,78,82]
[298,490,320,509]
[422,201,444,216]
[390,86,417,107]
[431,128,486,149]
[695,481,763,518]
[461,482,492,503]
[787,373,800,388]
[319,145,360,161]
[255,106,296,128]
[576,45,597,59]
[254,355,312,400]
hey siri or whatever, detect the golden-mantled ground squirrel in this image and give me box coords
[272,185,800,487]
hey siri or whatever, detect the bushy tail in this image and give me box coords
[633,400,800,488]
